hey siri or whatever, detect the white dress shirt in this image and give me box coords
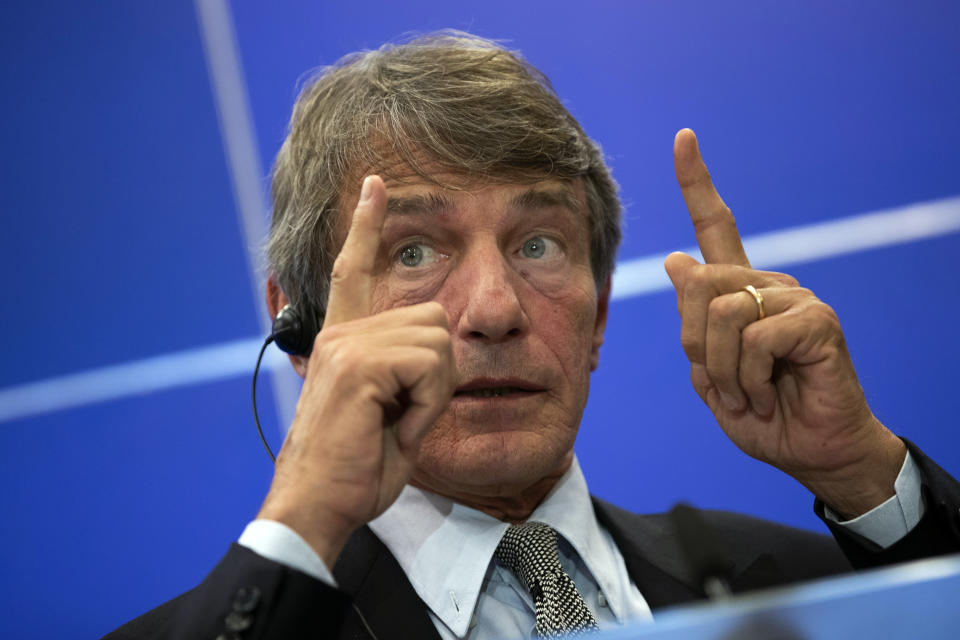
[239,452,923,638]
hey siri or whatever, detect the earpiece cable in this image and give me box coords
[253,336,277,464]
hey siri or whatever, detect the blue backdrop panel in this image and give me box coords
[1,1,259,388]
[1,2,958,638]
[1,378,272,638]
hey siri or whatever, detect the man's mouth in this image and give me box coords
[453,379,545,400]
[456,387,533,398]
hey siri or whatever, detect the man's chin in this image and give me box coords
[412,430,575,500]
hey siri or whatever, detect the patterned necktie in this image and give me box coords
[495,521,600,637]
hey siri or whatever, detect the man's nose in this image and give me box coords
[454,245,529,343]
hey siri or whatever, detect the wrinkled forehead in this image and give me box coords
[336,134,582,206]
[333,158,589,242]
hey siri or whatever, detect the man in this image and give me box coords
[108,32,960,640]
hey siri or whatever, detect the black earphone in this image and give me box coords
[252,304,324,463]
[271,303,322,356]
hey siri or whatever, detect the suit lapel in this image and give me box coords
[592,498,783,611]
[592,497,705,610]
[333,526,442,640]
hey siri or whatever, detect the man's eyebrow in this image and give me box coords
[509,187,584,217]
[385,192,452,216]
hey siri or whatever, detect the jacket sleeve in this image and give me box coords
[816,439,960,569]
[103,543,351,640]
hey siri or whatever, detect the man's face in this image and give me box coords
[344,170,609,500]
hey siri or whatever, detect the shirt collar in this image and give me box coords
[369,456,627,637]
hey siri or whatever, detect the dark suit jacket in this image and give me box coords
[105,441,960,640]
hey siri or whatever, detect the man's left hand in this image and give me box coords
[664,128,906,519]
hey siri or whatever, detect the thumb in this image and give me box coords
[664,251,700,314]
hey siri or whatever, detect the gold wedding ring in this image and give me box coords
[743,285,765,320]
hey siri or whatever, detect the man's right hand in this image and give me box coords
[257,175,455,567]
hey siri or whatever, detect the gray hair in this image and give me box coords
[267,31,622,322]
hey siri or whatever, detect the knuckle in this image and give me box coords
[741,323,763,350]
[815,303,844,335]
[692,205,734,233]
[767,271,799,287]
[738,372,758,393]
[312,329,329,349]
[738,361,763,388]
[708,295,738,323]
[741,379,765,402]
[419,349,443,374]
[316,321,347,345]
[680,332,702,362]
[423,327,452,355]
[325,335,373,374]
[311,327,336,355]
[326,342,358,371]
[815,300,839,321]
[738,369,765,398]
[798,298,839,325]
[687,264,713,288]
[423,301,448,326]
[689,361,711,388]
[437,328,454,352]
[424,325,447,342]
[330,254,352,285]
[704,361,727,384]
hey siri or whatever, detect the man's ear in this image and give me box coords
[590,275,611,371]
[266,276,310,378]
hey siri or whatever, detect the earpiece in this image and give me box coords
[271,304,321,356]
[253,303,323,464]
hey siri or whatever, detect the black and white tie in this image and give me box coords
[495,522,600,638]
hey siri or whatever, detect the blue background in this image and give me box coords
[2,1,959,637]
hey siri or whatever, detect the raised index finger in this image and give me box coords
[324,175,387,326]
[674,129,750,267]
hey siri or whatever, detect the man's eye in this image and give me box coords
[398,243,436,268]
[520,236,558,260]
